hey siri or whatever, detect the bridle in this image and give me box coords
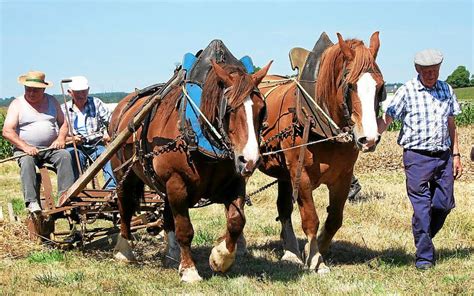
[215,86,267,156]
[339,62,386,133]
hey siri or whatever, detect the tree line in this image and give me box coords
[1,65,472,107]
[0,92,129,107]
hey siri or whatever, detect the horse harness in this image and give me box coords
[112,40,264,207]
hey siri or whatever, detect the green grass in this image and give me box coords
[0,127,473,294]
[454,86,474,102]
[10,197,24,215]
[28,250,65,264]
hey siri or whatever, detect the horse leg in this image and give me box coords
[163,199,181,267]
[167,174,202,283]
[294,171,329,273]
[210,189,246,273]
[317,173,352,255]
[114,172,143,262]
[277,180,303,265]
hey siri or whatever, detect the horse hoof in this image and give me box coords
[114,251,137,263]
[317,263,331,275]
[308,253,329,274]
[281,250,304,265]
[209,240,236,272]
[180,266,202,283]
[113,235,137,263]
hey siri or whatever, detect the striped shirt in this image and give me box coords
[61,96,111,145]
[385,76,461,151]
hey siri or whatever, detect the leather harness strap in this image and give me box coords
[292,116,311,202]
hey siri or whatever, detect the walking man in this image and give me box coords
[378,49,463,269]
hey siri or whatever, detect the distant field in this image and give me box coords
[454,86,474,102]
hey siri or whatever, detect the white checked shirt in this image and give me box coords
[61,96,111,145]
[386,76,461,151]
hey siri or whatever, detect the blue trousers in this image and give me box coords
[67,145,117,189]
[403,149,455,266]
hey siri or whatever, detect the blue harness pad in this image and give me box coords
[184,83,225,156]
[240,56,255,74]
[180,51,256,157]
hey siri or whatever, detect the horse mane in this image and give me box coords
[201,64,254,123]
[316,39,378,102]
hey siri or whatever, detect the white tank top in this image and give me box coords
[16,94,59,148]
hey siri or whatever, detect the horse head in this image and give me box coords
[202,60,272,176]
[318,32,385,152]
[337,32,385,152]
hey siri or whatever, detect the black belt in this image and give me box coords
[405,149,448,157]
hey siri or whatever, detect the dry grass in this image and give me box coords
[0,127,473,294]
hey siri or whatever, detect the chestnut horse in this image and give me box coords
[109,60,271,282]
[258,32,384,272]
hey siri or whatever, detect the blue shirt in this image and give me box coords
[386,76,461,151]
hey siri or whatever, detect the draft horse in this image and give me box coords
[258,32,385,272]
[109,59,272,282]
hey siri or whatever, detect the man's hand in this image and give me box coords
[72,135,84,145]
[50,138,66,149]
[453,156,463,180]
[102,133,111,143]
[23,145,39,156]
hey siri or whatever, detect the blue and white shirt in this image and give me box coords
[61,96,111,145]
[385,76,461,151]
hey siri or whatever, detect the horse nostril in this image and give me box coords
[238,155,247,164]
[358,137,368,145]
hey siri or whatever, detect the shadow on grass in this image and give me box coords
[71,233,473,282]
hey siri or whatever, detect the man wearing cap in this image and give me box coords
[61,76,116,189]
[378,49,463,270]
[2,71,75,213]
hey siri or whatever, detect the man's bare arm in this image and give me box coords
[448,116,462,179]
[2,99,39,155]
[377,113,393,134]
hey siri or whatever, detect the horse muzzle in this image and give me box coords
[235,155,258,177]
[355,134,381,152]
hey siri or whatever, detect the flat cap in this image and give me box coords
[414,49,443,66]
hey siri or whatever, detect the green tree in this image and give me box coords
[471,74,474,87]
[446,66,470,88]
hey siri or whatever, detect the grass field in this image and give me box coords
[454,86,474,103]
[0,128,473,294]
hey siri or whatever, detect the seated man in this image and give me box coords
[61,76,117,189]
[2,71,75,213]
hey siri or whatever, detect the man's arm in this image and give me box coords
[96,98,112,142]
[448,116,462,179]
[2,99,39,155]
[377,113,393,134]
[49,99,67,149]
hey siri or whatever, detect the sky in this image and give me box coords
[1,0,473,97]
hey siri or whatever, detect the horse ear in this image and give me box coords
[211,60,233,87]
[369,31,380,59]
[252,60,273,85]
[337,33,354,61]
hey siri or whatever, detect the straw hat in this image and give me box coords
[17,70,53,88]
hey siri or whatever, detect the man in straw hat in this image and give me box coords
[2,71,75,213]
[61,76,116,189]
[377,49,463,270]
